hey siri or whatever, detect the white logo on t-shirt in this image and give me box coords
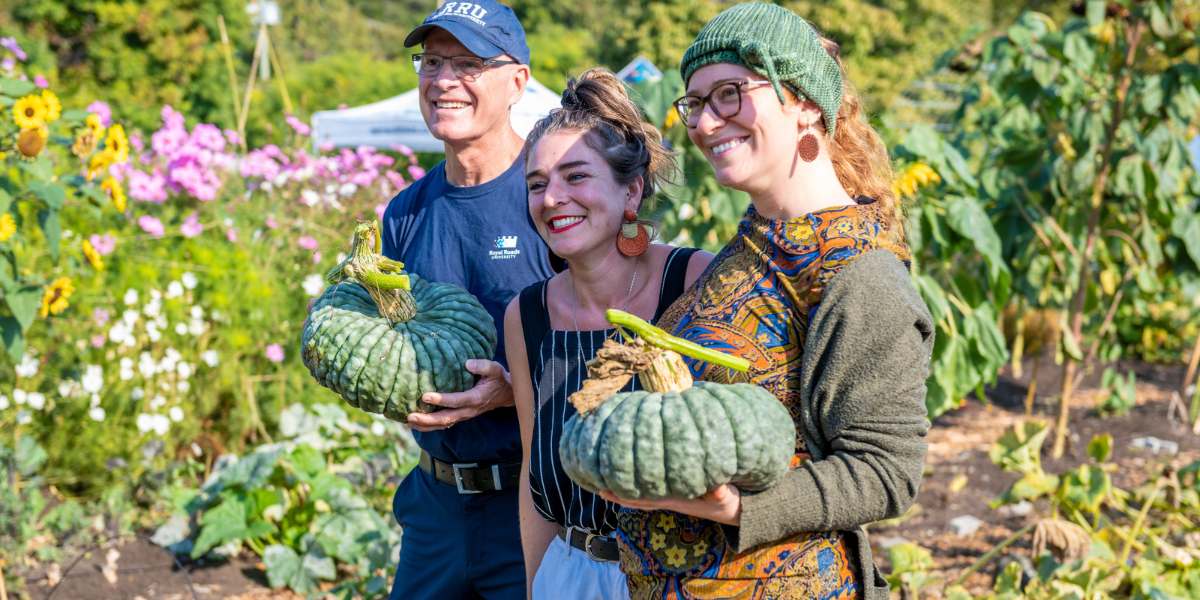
[490,235,520,260]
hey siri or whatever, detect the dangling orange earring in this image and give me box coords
[617,208,649,257]
[798,125,820,162]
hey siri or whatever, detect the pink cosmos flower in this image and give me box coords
[91,334,106,348]
[161,105,185,131]
[86,101,113,127]
[152,127,188,158]
[138,215,165,238]
[190,123,226,152]
[89,233,116,256]
[92,308,110,326]
[33,74,48,88]
[129,132,144,153]
[375,202,388,221]
[1,58,13,72]
[225,227,238,243]
[408,165,426,180]
[285,114,311,136]
[127,170,168,203]
[224,129,241,145]
[0,37,26,62]
[312,251,322,264]
[297,236,318,251]
[265,216,278,229]
[265,344,285,363]
[180,213,203,238]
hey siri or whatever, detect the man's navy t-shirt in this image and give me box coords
[381,157,553,464]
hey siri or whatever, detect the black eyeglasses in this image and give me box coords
[673,80,774,128]
[411,53,518,81]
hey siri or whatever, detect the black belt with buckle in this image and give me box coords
[418,451,520,494]
[557,526,619,562]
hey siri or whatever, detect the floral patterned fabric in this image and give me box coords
[615,199,909,600]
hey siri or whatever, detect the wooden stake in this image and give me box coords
[1024,356,1040,416]
[216,15,246,152]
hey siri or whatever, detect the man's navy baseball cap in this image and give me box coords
[404,0,530,65]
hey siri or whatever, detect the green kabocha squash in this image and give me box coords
[301,221,497,421]
[558,310,796,500]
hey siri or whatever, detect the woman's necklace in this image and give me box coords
[568,260,640,379]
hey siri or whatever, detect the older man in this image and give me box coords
[379,2,553,599]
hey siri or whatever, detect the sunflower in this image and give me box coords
[17,126,48,158]
[85,113,106,138]
[87,149,115,180]
[104,124,129,163]
[0,213,15,242]
[13,95,47,129]
[82,239,104,270]
[101,177,127,213]
[39,277,75,318]
[40,90,62,123]
[72,128,98,158]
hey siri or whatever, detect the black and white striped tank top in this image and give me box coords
[518,247,698,534]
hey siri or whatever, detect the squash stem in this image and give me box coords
[640,350,693,393]
[605,309,750,372]
[328,221,418,323]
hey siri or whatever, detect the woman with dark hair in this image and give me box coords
[600,4,934,599]
[503,68,712,599]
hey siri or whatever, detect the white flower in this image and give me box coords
[109,322,131,346]
[679,203,696,219]
[27,392,45,411]
[174,323,188,336]
[150,395,166,410]
[155,315,168,329]
[188,319,206,336]
[151,414,170,436]
[138,352,157,378]
[177,362,193,379]
[131,387,145,400]
[13,389,26,405]
[16,410,31,425]
[149,288,162,300]
[119,357,135,381]
[82,365,104,394]
[144,298,162,318]
[168,406,184,422]
[124,289,139,306]
[146,325,162,342]
[177,380,190,393]
[90,394,100,407]
[201,350,219,367]
[0,395,8,410]
[303,274,325,297]
[301,189,320,206]
[211,310,223,322]
[58,380,78,398]
[338,182,358,197]
[371,422,386,437]
[166,281,184,299]
[190,306,204,320]
[15,354,38,378]
[136,413,153,433]
[324,183,337,195]
[89,406,106,422]
[122,309,140,326]
[181,272,198,290]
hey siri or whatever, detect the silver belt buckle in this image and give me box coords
[451,462,502,494]
[567,526,602,559]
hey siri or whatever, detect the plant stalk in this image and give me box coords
[1052,18,1145,459]
[950,522,1036,587]
[606,309,750,372]
[1182,332,1200,429]
[216,15,246,153]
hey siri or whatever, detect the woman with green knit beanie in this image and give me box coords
[596,3,934,599]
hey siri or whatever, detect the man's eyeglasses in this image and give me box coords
[673,80,775,128]
[412,53,518,81]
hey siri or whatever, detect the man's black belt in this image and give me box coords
[418,451,520,494]
[557,526,619,562]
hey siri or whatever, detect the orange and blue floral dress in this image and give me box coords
[615,199,909,600]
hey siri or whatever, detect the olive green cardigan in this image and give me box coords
[731,249,934,599]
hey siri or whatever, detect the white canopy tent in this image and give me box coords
[310,77,562,153]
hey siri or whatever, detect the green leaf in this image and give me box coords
[191,494,249,557]
[990,420,1051,473]
[1061,326,1084,361]
[0,78,36,97]
[0,189,11,215]
[945,196,1005,278]
[290,444,325,479]
[1171,211,1200,268]
[37,210,61,262]
[1087,433,1113,463]
[28,182,66,211]
[1149,2,1175,38]
[5,283,42,332]
[20,157,53,181]
[0,315,24,361]
[263,545,336,593]
[1063,32,1094,72]
[220,448,282,489]
[14,436,48,477]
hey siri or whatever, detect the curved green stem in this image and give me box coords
[359,270,410,291]
[606,309,750,372]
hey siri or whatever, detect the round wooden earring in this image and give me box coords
[798,132,820,162]
[617,209,649,257]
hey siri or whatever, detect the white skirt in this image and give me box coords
[532,535,630,600]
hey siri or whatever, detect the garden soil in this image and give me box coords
[22,356,1198,599]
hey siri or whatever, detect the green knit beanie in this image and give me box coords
[680,2,843,136]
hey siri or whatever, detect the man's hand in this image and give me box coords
[407,359,513,432]
[598,484,742,526]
